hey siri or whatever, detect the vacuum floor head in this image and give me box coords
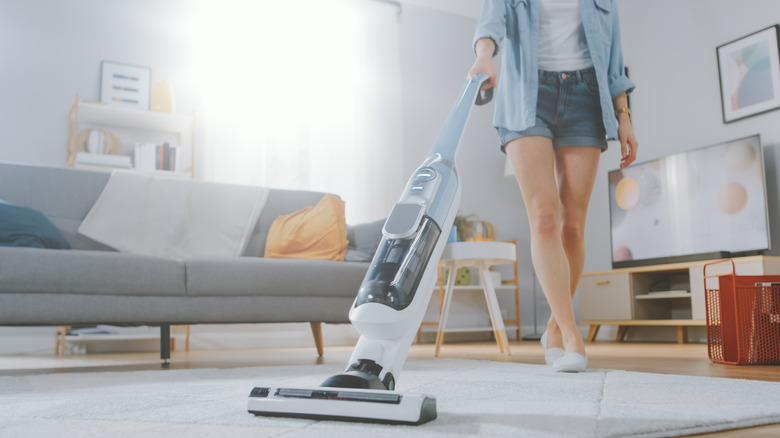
[247,385,436,425]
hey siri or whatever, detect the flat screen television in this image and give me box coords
[608,134,770,268]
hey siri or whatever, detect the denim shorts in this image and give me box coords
[499,67,608,153]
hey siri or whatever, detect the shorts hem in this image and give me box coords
[499,129,608,153]
[499,127,552,153]
[554,136,608,151]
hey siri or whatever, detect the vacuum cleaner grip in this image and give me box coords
[475,85,493,106]
[474,74,493,106]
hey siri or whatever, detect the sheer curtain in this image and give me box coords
[192,0,403,223]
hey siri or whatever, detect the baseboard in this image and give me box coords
[0,324,363,355]
[0,327,57,355]
[185,323,361,351]
[0,323,621,355]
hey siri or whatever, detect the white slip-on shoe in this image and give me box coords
[541,330,565,365]
[552,352,588,373]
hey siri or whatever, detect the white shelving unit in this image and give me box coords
[67,95,195,177]
[76,101,193,133]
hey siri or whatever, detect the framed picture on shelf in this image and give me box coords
[717,25,780,123]
[100,61,151,110]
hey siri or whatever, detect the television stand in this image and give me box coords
[579,255,780,343]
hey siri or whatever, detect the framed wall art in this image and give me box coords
[717,25,780,123]
[100,61,151,110]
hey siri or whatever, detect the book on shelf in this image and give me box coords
[635,290,691,300]
[645,290,689,296]
[74,151,132,169]
[133,142,177,172]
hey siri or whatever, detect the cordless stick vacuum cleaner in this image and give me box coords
[247,73,493,425]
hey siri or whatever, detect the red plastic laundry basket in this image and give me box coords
[703,259,780,365]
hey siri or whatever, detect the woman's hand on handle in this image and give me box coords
[469,38,498,91]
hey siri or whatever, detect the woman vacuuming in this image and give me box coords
[469,0,639,372]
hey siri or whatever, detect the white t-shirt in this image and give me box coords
[537,0,593,71]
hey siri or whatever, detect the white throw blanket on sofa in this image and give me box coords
[78,171,269,259]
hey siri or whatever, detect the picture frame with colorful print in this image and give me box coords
[717,25,780,123]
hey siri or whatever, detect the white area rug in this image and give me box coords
[1,359,779,438]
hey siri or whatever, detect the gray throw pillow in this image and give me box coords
[345,249,372,262]
[346,218,385,261]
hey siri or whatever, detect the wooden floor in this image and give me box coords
[1,340,778,437]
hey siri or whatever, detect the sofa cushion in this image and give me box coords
[185,257,368,298]
[0,247,186,296]
[0,203,71,249]
[264,194,348,261]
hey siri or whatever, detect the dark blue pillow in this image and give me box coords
[0,203,71,249]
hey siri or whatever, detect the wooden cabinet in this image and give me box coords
[580,272,632,320]
[580,255,780,343]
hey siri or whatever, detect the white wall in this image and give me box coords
[0,0,202,171]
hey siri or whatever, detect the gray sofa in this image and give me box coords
[0,162,379,365]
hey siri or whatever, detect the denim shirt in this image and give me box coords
[474,0,635,140]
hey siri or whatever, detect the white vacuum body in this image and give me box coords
[248,73,492,425]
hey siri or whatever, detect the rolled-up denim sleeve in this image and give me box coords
[473,0,507,58]
[606,0,635,99]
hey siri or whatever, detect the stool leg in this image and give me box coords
[435,265,458,357]
[478,265,511,356]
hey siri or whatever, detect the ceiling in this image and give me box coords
[399,0,482,19]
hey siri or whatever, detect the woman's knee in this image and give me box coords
[561,220,585,246]
[530,207,561,240]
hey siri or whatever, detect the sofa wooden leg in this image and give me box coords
[160,324,171,368]
[310,322,324,357]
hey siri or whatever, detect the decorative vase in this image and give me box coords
[150,80,174,113]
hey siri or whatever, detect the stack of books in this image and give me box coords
[134,142,176,172]
[74,152,133,171]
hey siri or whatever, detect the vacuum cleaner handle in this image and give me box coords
[428,72,493,162]
[475,74,493,106]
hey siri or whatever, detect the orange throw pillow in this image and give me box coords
[264,194,348,261]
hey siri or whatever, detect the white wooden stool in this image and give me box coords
[435,241,517,356]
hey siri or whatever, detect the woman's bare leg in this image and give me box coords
[542,145,601,352]
[505,137,585,355]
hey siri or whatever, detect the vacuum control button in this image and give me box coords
[413,168,436,182]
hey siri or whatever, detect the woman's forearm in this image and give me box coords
[475,38,497,60]
[469,38,499,89]
[613,92,630,123]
